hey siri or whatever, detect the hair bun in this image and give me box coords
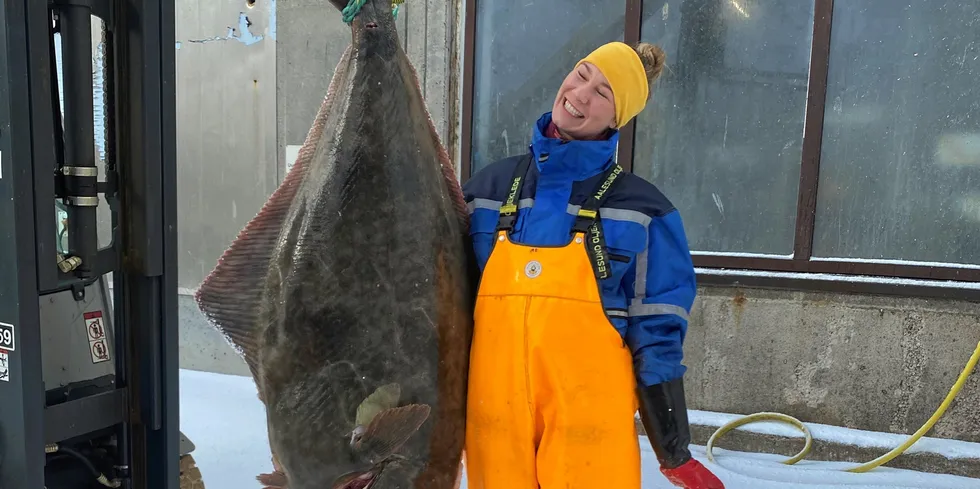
[634,42,666,87]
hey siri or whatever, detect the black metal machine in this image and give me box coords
[0,0,200,487]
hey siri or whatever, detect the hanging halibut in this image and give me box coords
[194,1,476,487]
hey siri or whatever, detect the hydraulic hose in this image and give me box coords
[705,339,980,473]
[45,443,122,488]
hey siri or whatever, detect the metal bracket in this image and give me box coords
[61,165,98,177]
[63,196,99,207]
[70,282,85,301]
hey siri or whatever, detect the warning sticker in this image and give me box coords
[0,322,14,352]
[0,351,8,382]
[90,340,110,363]
[84,312,111,364]
[85,312,106,341]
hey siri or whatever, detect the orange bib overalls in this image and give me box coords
[464,156,642,489]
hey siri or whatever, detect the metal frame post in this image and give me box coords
[0,0,46,485]
[112,0,179,484]
[111,0,179,485]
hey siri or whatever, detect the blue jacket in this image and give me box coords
[462,112,697,387]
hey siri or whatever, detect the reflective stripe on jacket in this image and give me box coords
[462,112,697,387]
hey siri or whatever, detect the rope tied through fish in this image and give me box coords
[342,0,404,24]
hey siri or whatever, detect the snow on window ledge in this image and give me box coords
[695,267,980,291]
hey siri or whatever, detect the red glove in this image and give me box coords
[636,378,725,489]
[661,459,725,489]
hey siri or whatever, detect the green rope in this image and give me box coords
[341,0,366,24]
[342,0,401,24]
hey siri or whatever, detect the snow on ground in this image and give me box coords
[179,369,980,489]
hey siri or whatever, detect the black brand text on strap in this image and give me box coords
[495,153,533,233]
[574,163,625,281]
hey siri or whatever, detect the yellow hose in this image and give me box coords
[705,339,980,473]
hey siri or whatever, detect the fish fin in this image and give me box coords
[434,136,469,226]
[256,470,288,489]
[398,52,469,227]
[355,383,401,427]
[193,45,354,382]
[333,471,375,489]
[355,404,431,463]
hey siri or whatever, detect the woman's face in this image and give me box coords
[551,62,617,140]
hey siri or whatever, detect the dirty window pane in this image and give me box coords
[633,0,814,255]
[469,1,626,174]
[813,1,980,266]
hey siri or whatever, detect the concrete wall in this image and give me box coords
[685,286,980,444]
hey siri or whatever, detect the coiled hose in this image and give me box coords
[705,339,980,473]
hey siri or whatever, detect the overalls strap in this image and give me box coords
[495,153,534,233]
[573,162,626,281]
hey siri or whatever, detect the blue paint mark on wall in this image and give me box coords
[268,0,276,41]
[228,13,264,45]
[176,41,183,49]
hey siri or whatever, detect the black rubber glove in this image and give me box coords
[636,376,694,469]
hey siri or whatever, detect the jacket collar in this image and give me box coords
[529,112,619,181]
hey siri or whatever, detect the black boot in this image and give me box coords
[637,377,693,470]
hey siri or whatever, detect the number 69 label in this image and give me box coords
[0,322,14,351]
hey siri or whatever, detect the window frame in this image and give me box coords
[459,0,980,300]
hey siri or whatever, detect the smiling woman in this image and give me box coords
[461,41,724,489]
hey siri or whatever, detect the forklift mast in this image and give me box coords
[0,0,181,487]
